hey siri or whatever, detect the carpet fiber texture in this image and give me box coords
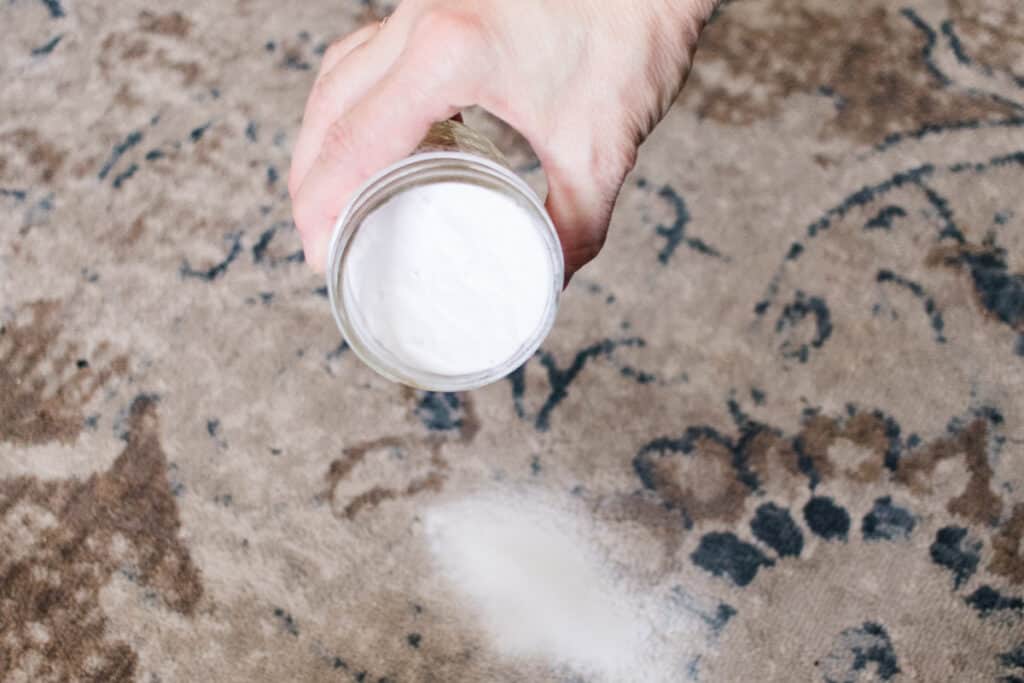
[2,0,1023,681]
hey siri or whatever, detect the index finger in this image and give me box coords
[291,16,487,271]
[292,74,466,271]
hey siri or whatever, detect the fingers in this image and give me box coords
[292,67,466,272]
[292,9,492,273]
[289,24,397,195]
[321,22,378,75]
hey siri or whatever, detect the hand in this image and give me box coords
[288,0,717,280]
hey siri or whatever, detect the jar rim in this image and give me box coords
[326,151,564,391]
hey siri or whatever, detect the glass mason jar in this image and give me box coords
[326,119,564,391]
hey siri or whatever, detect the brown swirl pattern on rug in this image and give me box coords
[0,397,202,681]
[1,301,129,446]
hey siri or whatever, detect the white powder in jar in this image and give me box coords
[343,181,555,377]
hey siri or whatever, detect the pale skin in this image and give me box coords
[288,0,719,280]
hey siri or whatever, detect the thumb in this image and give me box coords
[537,143,636,284]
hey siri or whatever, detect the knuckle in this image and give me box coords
[409,7,490,82]
[288,158,310,200]
[414,7,487,46]
[319,117,359,166]
[307,76,335,118]
[322,39,349,64]
[292,209,313,241]
[290,194,314,236]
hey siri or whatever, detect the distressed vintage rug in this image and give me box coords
[2,0,1023,681]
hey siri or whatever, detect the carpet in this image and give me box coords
[1,0,1022,681]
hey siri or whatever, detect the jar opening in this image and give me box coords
[327,151,564,391]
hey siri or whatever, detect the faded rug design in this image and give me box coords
[1,0,1022,681]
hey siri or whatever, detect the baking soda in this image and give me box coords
[344,182,554,377]
[424,493,693,682]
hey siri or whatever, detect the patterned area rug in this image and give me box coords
[2,0,1023,681]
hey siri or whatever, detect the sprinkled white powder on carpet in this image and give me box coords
[423,493,693,681]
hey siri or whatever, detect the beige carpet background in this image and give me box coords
[2,0,1023,681]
